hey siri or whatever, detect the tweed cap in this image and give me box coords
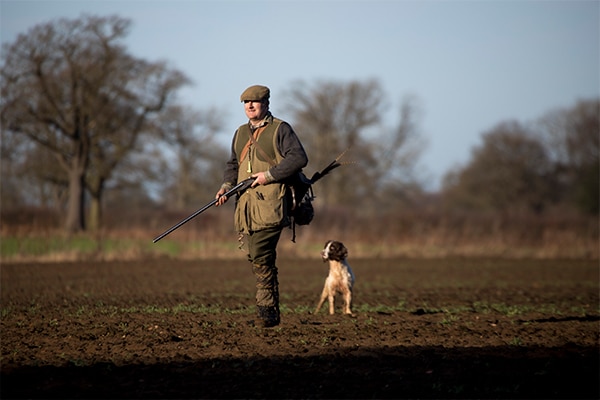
[240,85,270,102]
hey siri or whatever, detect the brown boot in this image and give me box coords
[253,264,280,327]
[257,305,280,328]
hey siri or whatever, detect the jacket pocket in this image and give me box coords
[249,185,286,229]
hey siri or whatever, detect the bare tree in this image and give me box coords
[283,79,425,211]
[1,14,189,232]
[442,121,554,213]
[153,105,228,209]
[539,98,599,214]
[371,95,427,210]
[282,79,380,207]
[0,123,30,208]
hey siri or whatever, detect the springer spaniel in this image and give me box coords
[315,240,355,316]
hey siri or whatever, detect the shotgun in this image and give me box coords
[152,178,254,243]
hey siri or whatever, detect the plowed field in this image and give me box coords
[1,257,598,398]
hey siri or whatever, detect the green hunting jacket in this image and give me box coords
[222,113,308,233]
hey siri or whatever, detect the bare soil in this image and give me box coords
[1,257,598,399]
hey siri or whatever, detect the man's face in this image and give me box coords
[244,100,267,122]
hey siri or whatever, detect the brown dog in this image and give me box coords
[315,240,355,315]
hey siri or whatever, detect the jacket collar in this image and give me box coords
[249,112,273,131]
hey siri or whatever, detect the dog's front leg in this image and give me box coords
[328,292,335,315]
[314,286,329,314]
[342,289,353,315]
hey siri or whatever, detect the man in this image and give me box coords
[215,85,308,327]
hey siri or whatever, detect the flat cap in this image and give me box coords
[240,85,270,102]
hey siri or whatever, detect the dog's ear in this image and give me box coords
[330,241,348,261]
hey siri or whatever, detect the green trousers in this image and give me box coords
[246,227,282,307]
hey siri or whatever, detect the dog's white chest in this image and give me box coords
[326,262,354,291]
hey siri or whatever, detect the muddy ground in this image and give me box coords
[1,257,598,399]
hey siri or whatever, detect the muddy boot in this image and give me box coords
[253,264,280,327]
[257,305,280,328]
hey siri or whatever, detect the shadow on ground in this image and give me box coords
[2,344,597,399]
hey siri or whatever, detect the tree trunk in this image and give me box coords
[65,169,86,233]
[88,182,104,232]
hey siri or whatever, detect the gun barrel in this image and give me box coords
[152,199,218,243]
[152,178,253,243]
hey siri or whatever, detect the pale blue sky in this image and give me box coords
[2,0,598,190]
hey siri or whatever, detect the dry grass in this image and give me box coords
[1,208,597,263]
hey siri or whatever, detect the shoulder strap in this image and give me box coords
[238,126,266,166]
[247,129,277,167]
